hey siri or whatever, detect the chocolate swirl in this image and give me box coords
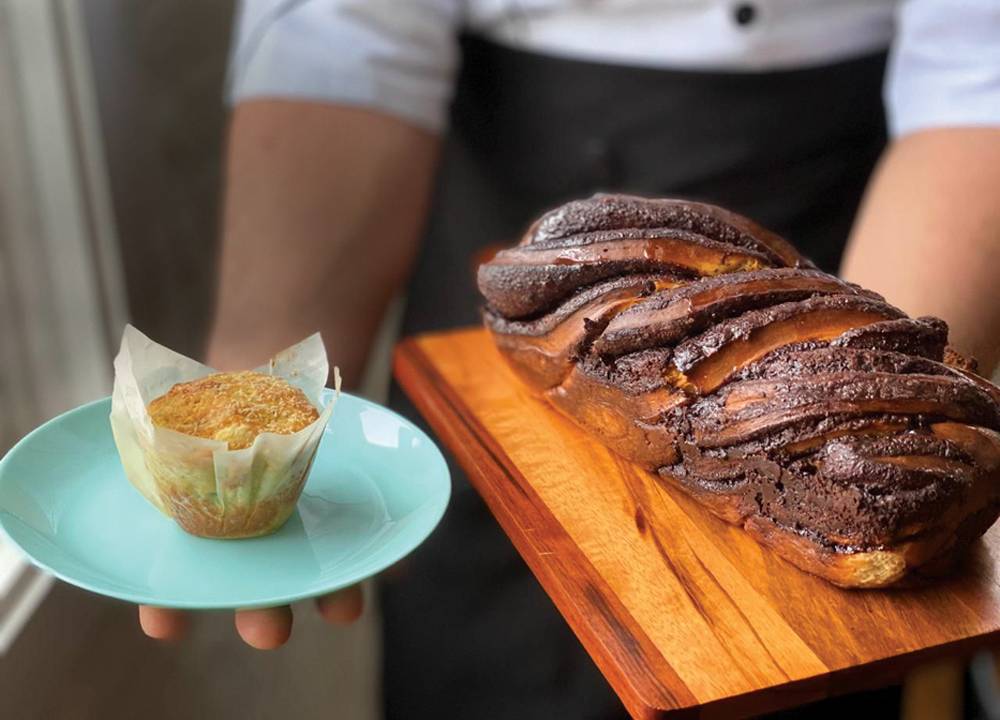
[478,194,1000,587]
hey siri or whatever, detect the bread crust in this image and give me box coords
[479,194,1000,587]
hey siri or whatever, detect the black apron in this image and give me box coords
[383,36,889,720]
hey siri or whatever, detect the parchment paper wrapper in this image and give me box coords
[110,325,340,539]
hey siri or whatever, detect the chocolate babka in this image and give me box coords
[478,194,1000,588]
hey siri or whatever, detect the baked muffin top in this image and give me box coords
[148,371,319,450]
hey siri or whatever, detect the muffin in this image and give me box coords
[147,371,320,450]
[110,325,337,539]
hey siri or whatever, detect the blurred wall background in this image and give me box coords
[84,0,229,357]
[0,2,379,718]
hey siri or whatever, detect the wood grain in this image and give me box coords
[394,327,1000,719]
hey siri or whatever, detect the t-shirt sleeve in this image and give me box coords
[227,0,462,133]
[886,0,1000,137]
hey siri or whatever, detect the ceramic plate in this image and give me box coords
[0,390,450,609]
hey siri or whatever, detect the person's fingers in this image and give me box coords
[234,606,293,650]
[315,585,364,625]
[138,605,189,641]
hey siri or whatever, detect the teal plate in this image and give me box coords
[0,390,450,609]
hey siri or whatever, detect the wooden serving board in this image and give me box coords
[394,327,1000,719]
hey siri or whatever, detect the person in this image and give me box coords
[138,1,1000,717]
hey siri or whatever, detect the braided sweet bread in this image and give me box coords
[478,194,1000,588]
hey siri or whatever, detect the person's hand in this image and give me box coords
[137,584,364,649]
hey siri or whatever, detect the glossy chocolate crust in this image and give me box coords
[478,194,1000,588]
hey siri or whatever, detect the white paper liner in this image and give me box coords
[110,325,340,538]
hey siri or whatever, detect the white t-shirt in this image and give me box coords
[227,0,1000,137]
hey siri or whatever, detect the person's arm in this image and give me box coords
[208,100,438,382]
[139,99,440,649]
[840,128,1000,373]
[845,0,1000,373]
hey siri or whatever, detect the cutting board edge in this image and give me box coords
[395,334,693,718]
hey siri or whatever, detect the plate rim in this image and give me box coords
[0,391,451,609]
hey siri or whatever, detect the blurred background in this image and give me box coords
[0,1,380,718]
